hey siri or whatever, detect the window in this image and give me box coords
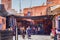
[57,19,60,31]
[58,20,60,28]
[8,0,10,1]
[0,4,4,11]
[0,24,2,30]
[0,5,2,11]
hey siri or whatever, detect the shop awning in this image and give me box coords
[7,15,54,20]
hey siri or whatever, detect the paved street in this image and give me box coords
[13,35,54,40]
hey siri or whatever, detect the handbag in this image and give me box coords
[50,32,54,38]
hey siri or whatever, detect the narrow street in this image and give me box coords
[13,35,54,40]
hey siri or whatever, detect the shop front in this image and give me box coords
[6,15,53,35]
[54,14,60,40]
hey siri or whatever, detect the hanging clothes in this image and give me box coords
[9,17,16,27]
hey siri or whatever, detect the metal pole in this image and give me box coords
[15,18,18,40]
[15,26,18,40]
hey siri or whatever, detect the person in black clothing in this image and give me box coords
[20,27,25,39]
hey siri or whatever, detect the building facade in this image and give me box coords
[1,0,11,11]
[22,0,60,34]
[23,5,50,16]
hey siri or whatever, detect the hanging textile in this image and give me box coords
[9,17,16,27]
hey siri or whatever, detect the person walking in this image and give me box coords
[26,26,32,39]
[20,26,25,39]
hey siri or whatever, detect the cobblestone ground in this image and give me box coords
[13,35,54,40]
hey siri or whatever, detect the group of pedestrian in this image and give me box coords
[20,25,44,39]
[20,26,32,39]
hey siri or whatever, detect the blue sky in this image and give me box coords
[0,0,46,12]
[12,0,46,13]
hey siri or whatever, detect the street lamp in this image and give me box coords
[20,0,22,13]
